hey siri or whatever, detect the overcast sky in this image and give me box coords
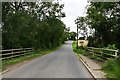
[59,0,88,32]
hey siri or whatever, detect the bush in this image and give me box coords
[102,56,120,78]
[105,44,117,50]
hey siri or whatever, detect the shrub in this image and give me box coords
[102,56,120,78]
[106,44,117,50]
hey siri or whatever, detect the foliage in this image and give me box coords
[86,2,120,48]
[72,41,85,54]
[105,44,117,50]
[2,2,66,50]
[75,17,91,40]
[75,2,120,49]
[63,27,70,41]
[102,56,120,78]
[69,32,77,40]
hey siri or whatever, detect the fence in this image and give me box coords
[0,48,34,60]
[87,47,119,60]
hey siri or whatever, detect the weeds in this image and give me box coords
[102,56,120,79]
[72,41,85,54]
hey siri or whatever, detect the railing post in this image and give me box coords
[11,50,14,59]
[115,50,118,57]
[92,48,94,56]
[100,48,102,56]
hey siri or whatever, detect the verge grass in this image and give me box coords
[102,57,120,79]
[72,41,85,54]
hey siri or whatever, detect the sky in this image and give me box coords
[59,0,88,32]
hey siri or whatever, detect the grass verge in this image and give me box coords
[72,41,85,54]
[1,45,61,72]
[102,57,120,79]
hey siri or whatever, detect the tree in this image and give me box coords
[86,2,120,48]
[2,2,66,50]
[63,27,70,41]
[69,32,77,40]
[75,16,92,40]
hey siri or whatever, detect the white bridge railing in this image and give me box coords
[87,47,119,59]
[0,48,34,60]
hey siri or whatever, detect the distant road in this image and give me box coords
[3,41,93,78]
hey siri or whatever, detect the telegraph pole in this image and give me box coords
[76,25,78,49]
[75,18,79,49]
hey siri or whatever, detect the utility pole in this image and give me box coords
[75,18,79,49]
[76,25,78,49]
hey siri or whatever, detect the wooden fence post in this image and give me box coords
[115,50,118,57]
[11,50,14,59]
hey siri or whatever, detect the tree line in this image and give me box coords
[2,2,67,50]
[75,2,120,49]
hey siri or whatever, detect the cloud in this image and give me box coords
[60,0,88,32]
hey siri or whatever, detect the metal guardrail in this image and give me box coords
[87,47,119,59]
[0,48,34,60]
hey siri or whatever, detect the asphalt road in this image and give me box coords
[3,41,93,78]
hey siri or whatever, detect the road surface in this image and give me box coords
[3,41,93,78]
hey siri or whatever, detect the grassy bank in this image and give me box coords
[72,41,85,54]
[72,41,120,79]
[102,57,120,79]
[1,45,61,72]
